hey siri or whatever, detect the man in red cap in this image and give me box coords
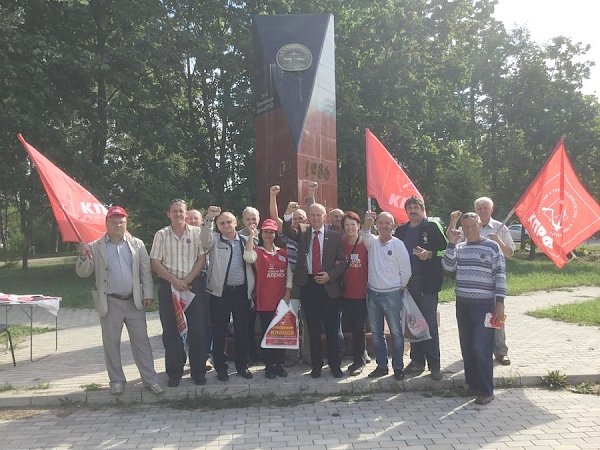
[76,206,164,396]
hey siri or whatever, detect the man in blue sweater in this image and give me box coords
[443,212,507,405]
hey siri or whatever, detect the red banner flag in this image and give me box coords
[366,128,422,224]
[18,134,107,243]
[515,137,600,268]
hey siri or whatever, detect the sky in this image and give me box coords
[493,0,599,98]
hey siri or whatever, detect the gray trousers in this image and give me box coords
[100,297,158,386]
[494,327,508,358]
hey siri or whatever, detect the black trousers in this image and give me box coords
[158,276,208,381]
[341,298,367,365]
[258,310,285,367]
[210,285,250,373]
[300,277,341,370]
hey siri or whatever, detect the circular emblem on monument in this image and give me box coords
[276,44,312,71]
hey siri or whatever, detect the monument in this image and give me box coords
[253,14,337,216]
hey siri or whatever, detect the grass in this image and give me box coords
[440,252,600,302]
[0,263,92,308]
[526,297,600,326]
[0,259,158,309]
[0,383,15,392]
[80,383,103,392]
[1,249,598,309]
[541,370,569,390]
[0,325,54,349]
[25,382,51,390]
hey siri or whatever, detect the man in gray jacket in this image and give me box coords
[76,206,163,396]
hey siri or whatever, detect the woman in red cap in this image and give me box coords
[243,218,292,379]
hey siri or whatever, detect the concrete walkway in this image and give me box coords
[1,287,599,407]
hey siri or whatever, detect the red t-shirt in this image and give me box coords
[253,246,288,311]
[341,237,368,299]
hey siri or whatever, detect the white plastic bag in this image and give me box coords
[260,299,300,349]
[401,290,431,343]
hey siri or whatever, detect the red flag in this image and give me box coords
[366,128,422,223]
[18,134,107,243]
[515,137,600,268]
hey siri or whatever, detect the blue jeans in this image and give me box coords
[456,300,495,396]
[366,287,404,371]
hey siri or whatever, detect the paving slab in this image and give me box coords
[0,286,599,407]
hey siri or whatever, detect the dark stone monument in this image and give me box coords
[253,14,337,217]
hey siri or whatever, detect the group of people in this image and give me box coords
[76,184,513,406]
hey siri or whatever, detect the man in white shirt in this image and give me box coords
[361,211,412,380]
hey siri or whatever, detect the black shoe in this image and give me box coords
[310,367,322,378]
[368,367,389,378]
[347,363,364,376]
[192,375,206,386]
[331,367,343,378]
[167,378,181,387]
[404,361,425,375]
[475,394,495,405]
[495,355,511,366]
[237,368,253,379]
[393,369,404,381]
[265,366,276,379]
[217,371,229,382]
[461,385,479,397]
[430,369,443,381]
[272,364,288,378]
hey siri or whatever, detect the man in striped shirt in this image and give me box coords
[150,199,208,387]
[443,212,507,405]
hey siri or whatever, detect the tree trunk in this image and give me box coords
[17,192,31,270]
[90,0,108,166]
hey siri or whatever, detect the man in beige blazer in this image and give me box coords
[76,206,163,396]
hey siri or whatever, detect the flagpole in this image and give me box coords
[366,128,370,213]
[501,206,516,227]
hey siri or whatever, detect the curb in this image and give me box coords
[2,372,599,408]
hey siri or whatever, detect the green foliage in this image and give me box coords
[439,255,600,302]
[25,382,51,390]
[541,370,568,390]
[1,0,599,261]
[497,370,522,388]
[570,382,596,395]
[0,383,15,392]
[527,297,600,326]
[81,383,103,392]
[0,264,92,309]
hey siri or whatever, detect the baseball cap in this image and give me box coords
[260,218,279,231]
[106,206,128,218]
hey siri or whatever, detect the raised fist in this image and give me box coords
[364,210,376,223]
[308,181,318,190]
[285,201,300,214]
[270,185,280,196]
[206,206,221,220]
[450,210,462,221]
[248,224,258,239]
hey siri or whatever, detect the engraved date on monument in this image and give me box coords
[304,161,331,181]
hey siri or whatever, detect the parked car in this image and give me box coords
[508,223,529,242]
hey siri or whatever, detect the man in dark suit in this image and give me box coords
[283,202,346,378]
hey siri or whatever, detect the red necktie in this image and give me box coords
[312,230,322,275]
